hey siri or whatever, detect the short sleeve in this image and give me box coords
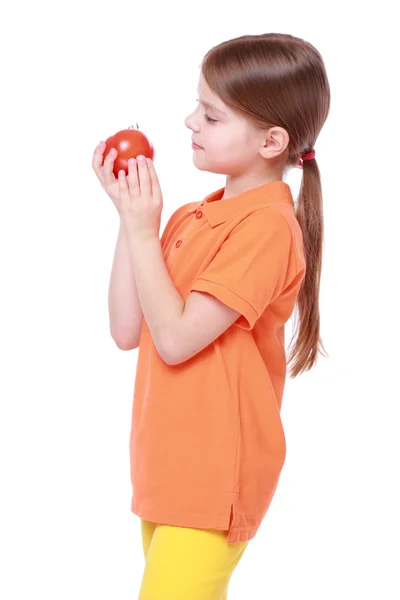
[190,209,295,330]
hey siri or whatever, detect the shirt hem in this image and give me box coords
[130,495,257,544]
[190,278,258,330]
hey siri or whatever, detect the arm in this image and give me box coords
[108,220,144,349]
[126,236,241,364]
[126,236,185,362]
[169,290,241,364]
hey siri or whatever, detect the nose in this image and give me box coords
[184,110,199,132]
[184,114,192,130]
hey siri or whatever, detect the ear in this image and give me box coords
[259,127,289,160]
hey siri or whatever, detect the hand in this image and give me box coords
[92,142,121,213]
[118,155,163,241]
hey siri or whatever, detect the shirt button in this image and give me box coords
[175,239,182,248]
[196,210,203,219]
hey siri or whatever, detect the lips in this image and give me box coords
[192,139,203,148]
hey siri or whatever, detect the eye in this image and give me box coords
[195,99,217,124]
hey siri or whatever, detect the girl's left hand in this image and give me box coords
[118,155,163,241]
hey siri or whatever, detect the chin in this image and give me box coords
[193,155,226,175]
[193,163,219,174]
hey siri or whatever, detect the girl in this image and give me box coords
[93,32,330,600]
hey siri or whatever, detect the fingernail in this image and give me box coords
[137,155,145,161]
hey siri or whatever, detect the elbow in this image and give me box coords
[116,341,138,351]
[160,335,182,366]
[161,329,204,365]
[161,341,193,366]
[112,332,139,351]
[163,354,183,366]
[160,344,177,366]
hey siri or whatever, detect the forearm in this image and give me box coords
[126,235,185,363]
[108,220,143,346]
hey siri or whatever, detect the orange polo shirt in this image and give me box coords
[129,180,306,543]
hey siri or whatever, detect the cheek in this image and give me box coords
[199,141,240,171]
[209,136,241,163]
[204,132,231,155]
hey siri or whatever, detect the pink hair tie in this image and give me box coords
[296,149,316,169]
[301,149,316,161]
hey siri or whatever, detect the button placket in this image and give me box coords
[176,207,204,249]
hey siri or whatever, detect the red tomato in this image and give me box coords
[102,125,155,178]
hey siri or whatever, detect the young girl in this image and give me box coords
[93,32,330,600]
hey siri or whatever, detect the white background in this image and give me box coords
[1,0,399,598]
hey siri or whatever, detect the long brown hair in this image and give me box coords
[201,33,331,378]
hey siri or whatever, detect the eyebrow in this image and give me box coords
[196,93,226,116]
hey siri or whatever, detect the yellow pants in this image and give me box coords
[138,518,249,600]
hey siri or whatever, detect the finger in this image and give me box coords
[127,158,140,196]
[146,158,162,201]
[92,141,106,184]
[137,155,151,197]
[118,169,130,203]
[103,147,118,187]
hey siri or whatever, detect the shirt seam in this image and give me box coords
[233,327,243,497]
[266,207,301,272]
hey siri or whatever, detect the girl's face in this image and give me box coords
[184,73,263,177]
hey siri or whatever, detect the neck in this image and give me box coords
[221,171,284,201]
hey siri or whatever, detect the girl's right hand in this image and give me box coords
[92,142,121,213]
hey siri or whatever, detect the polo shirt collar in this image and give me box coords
[186,181,294,228]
